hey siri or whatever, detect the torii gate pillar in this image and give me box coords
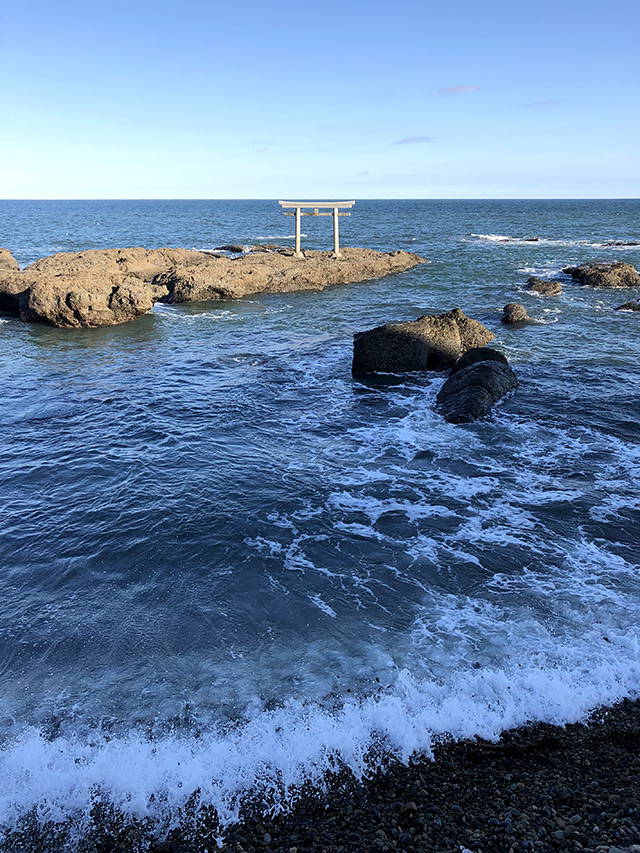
[333,207,340,257]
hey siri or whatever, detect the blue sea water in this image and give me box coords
[0,200,639,842]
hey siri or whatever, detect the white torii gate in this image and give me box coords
[278,200,355,258]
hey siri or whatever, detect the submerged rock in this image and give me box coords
[0,246,425,328]
[437,348,518,423]
[215,244,245,253]
[352,308,494,374]
[525,277,562,296]
[502,303,530,323]
[616,299,640,312]
[563,261,640,288]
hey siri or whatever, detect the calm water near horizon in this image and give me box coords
[0,199,639,842]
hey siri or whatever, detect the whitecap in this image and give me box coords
[1,624,638,841]
[308,594,337,618]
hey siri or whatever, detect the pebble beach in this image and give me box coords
[4,699,638,851]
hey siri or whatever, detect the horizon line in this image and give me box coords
[1,197,640,202]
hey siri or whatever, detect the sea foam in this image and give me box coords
[1,624,638,843]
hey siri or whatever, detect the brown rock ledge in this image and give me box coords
[352,309,495,374]
[0,247,426,329]
[563,262,640,289]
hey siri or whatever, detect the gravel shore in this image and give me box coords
[4,699,639,852]
[213,698,640,853]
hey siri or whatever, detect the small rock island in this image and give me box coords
[0,246,425,329]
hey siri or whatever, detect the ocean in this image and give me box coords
[0,199,639,844]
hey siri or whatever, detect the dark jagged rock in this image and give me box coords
[502,302,530,323]
[215,244,245,253]
[437,354,518,423]
[449,346,509,376]
[525,276,562,296]
[249,244,290,253]
[563,261,640,288]
[352,309,494,374]
[0,246,425,328]
[616,299,640,311]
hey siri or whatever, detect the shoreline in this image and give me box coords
[3,698,639,852]
[217,697,640,853]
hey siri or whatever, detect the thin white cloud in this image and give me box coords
[392,136,433,145]
[358,170,369,175]
[438,85,480,95]
[252,147,268,152]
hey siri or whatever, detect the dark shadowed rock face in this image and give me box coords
[352,309,494,374]
[563,261,640,288]
[502,303,530,323]
[525,277,562,296]
[437,355,518,424]
[0,250,27,313]
[616,299,640,312]
[0,246,425,328]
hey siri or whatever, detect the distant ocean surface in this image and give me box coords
[1,200,639,842]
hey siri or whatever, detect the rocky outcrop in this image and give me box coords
[0,248,20,272]
[352,309,494,374]
[449,346,509,376]
[159,247,425,305]
[0,246,425,328]
[0,248,177,327]
[525,277,562,296]
[437,348,518,424]
[502,303,530,323]
[563,261,640,288]
[616,299,640,312]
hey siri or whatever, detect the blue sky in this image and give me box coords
[1,0,638,198]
